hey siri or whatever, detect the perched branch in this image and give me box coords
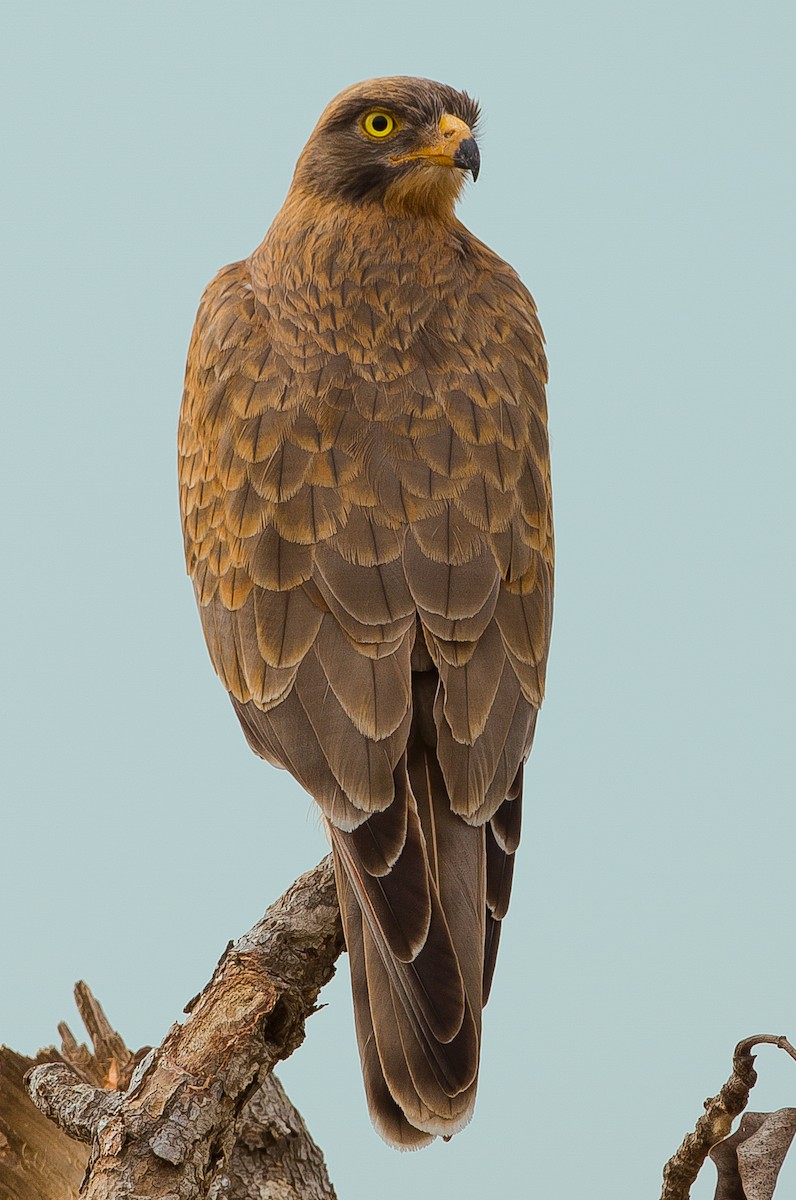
[660,1034,796,1200]
[23,855,344,1200]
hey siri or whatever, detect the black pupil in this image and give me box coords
[371,114,389,132]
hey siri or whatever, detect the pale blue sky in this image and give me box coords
[2,2,794,1196]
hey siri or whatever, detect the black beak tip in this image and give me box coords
[453,137,480,182]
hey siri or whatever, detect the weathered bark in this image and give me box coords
[0,1045,88,1200]
[10,856,344,1199]
[208,1073,337,1200]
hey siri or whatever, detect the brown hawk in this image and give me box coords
[178,76,553,1149]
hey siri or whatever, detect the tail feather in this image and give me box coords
[407,742,485,1041]
[332,811,466,1044]
[334,801,433,965]
[484,792,522,997]
[486,816,516,920]
[363,919,478,1132]
[336,863,434,1150]
[482,913,502,1005]
[331,727,522,1147]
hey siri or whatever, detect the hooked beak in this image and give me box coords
[392,113,481,181]
[453,134,480,181]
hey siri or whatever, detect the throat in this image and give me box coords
[251,187,466,297]
[382,164,465,221]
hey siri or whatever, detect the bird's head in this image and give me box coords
[292,77,481,219]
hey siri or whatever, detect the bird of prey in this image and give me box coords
[178,76,553,1149]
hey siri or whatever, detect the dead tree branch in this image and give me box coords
[660,1034,796,1200]
[0,1045,89,1200]
[14,855,344,1199]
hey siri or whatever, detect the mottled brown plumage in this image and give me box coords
[178,76,553,1149]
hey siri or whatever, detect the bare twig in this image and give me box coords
[660,1034,796,1200]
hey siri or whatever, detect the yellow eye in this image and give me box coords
[362,111,397,138]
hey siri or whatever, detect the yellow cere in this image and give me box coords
[362,110,397,138]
